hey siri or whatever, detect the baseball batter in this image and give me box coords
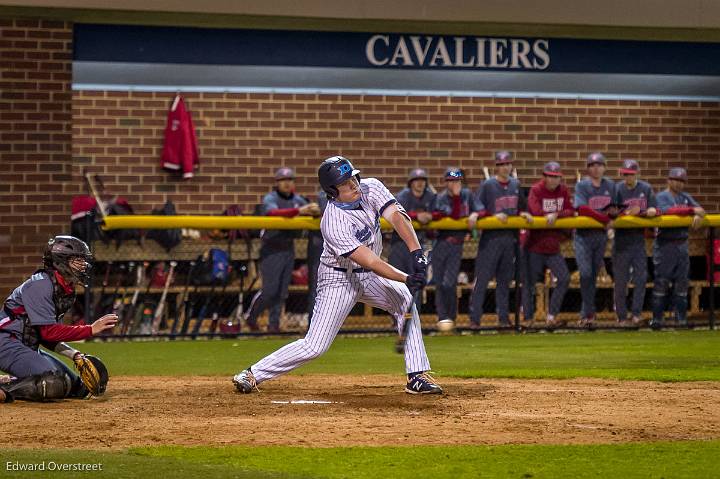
[0,236,116,402]
[650,167,705,329]
[613,159,657,325]
[467,151,532,327]
[574,152,617,326]
[233,156,442,395]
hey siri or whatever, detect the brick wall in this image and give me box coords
[72,92,720,214]
[0,19,74,296]
[2,21,720,296]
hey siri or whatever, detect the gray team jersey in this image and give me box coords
[614,180,656,242]
[320,177,399,269]
[391,187,436,244]
[260,190,310,248]
[474,177,523,238]
[433,187,475,240]
[0,271,59,337]
[474,177,522,215]
[575,177,616,236]
[655,190,700,242]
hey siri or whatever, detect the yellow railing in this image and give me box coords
[102,214,720,231]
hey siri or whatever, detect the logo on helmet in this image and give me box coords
[338,163,352,175]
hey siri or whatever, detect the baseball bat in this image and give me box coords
[151,261,177,334]
[395,289,422,355]
[180,273,202,336]
[209,269,232,335]
[227,263,249,333]
[92,261,112,319]
[482,166,490,180]
[129,261,154,335]
[114,262,135,326]
[170,261,196,337]
[512,168,518,179]
[192,278,218,338]
[83,170,107,220]
[576,169,582,183]
[120,262,144,335]
[108,263,127,317]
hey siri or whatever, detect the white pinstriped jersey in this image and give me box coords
[320,178,398,269]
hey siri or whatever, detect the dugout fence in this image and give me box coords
[75,214,720,339]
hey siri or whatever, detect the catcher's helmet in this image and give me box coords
[318,156,361,199]
[43,235,93,286]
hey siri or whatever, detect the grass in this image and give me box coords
[2,441,720,478]
[3,331,719,478]
[61,330,720,382]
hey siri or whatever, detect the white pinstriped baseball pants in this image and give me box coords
[251,264,431,383]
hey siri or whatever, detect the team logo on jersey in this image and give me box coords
[355,225,372,242]
[542,197,564,212]
[589,196,611,210]
[495,196,518,212]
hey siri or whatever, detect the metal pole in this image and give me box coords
[514,229,522,332]
[84,211,93,325]
[709,228,715,330]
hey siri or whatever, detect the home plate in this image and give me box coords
[271,400,343,405]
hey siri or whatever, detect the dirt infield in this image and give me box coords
[3,375,719,449]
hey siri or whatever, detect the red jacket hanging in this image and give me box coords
[161,95,199,179]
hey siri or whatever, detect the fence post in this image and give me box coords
[84,211,93,326]
[709,228,715,330]
[514,229,522,332]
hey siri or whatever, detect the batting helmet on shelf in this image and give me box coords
[318,156,361,199]
[42,235,94,286]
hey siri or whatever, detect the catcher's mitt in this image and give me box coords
[73,354,109,396]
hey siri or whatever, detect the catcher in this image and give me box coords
[0,235,114,402]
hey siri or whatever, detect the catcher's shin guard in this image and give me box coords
[0,371,71,402]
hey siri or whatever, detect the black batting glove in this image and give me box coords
[410,249,428,277]
[405,272,426,293]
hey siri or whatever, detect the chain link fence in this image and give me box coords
[71,214,718,338]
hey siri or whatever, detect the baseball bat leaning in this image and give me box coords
[395,289,422,355]
[482,166,490,180]
[170,261,196,337]
[83,170,106,220]
[151,261,177,334]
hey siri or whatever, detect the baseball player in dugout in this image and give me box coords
[522,162,574,327]
[432,167,476,325]
[245,167,320,333]
[613,159,657,325]
[233,156,442,395]
[574,153,618,327]
[650,167,705,330]
[388,168,439,293]
[467,151,533,328]
[0,236,114,402]
[306,189,329,324]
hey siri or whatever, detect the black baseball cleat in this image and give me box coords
[405,372,443,395]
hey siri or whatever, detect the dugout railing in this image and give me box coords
[74,213,720,338]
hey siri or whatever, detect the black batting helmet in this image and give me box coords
[318,156,361,199]
[42,235,94,286]
[444,167,464,180]
[407,168,428,186]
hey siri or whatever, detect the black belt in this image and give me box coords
[324,264,370,273]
